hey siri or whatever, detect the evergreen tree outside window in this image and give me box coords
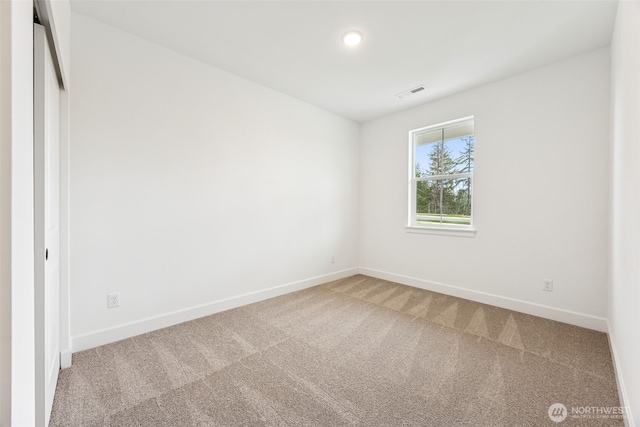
[409,117,474,232]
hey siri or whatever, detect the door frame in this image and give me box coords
[0,1,69,425]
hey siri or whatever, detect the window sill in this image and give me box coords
[405,225,476,238]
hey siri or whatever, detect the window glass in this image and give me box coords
[409,117,474,231]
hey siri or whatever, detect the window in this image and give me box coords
[408,117,475,236]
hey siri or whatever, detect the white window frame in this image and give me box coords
[406,116,476,238]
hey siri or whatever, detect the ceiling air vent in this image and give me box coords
[395,85,427,99]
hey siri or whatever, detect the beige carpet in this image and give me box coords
[50,275,622,426]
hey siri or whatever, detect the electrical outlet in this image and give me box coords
[542,280,553,292]
[107,293,120,308]
[331,256,335,264]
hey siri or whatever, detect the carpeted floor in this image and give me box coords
[50,275,622,426]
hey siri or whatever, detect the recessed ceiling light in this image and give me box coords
[342,30,363,47]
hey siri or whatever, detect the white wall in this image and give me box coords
[70,13,359,349]
[0,3,10,423]
[360,48,611,330]
[0,0,36,425]
[609,1,640,424]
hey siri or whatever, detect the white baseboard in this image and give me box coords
[606,321,635,427]
[60,348,72,369]
[72,267,359,353]
[359,267,608,332]
[71,266,608,352]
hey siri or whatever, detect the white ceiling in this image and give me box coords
[71,0,618,123]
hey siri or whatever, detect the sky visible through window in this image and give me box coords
[415,137,471,176]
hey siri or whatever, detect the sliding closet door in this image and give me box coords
[34,22,61,427]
